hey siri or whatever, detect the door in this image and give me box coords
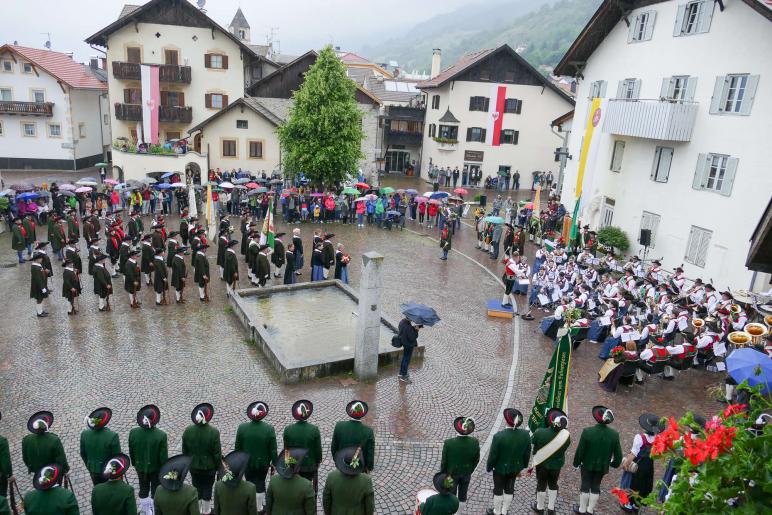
[193,133,202,153]
[600,197,615,227]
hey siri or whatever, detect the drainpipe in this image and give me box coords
[98,92,108,163]
[550,125,570,194]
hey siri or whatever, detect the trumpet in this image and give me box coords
[728,331,752,348]
[730,304,742,315]
[692,318,705,334]
[744,323,767,347]
[765,314,772,330]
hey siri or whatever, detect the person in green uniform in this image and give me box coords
[82,216,97,245]
[0,495,9,515]
[166,231,180,268]
[34,242,54,289]
[193,243,210,302]
[266,448,314,515]
[572,405,623,515]
[129,404,168,514]
[91,453,137,515]
[255,245,271,287]
[64,238,82,274]
[80,407,121,485]
[217,229,229,280]
[531,408,570,515]
[93,254,113,311]
[62,258,82,315]
[153,247,169,305]
[0,411,13,499]
[419,472,459,515]
[152,224,165,252]
[125,248,142,308]
[440,417,480,512]
[129,212,143,244]
[22,412,69,478]
[49,215,67,262]
[323,446,374,515]
[234,401,277,513]
[330,400,375,472]
[29,252,50,318]
[23,464,78,515]
[247,231,260,285]
[485,408,530,515]
[11,217,28,263]
[23,213,37,258]
[179,210,190,247]
[141,234,155,286]
[118,236,132,275]
[65,209,80,242]
[171,245,188,303]
[213,451,257,515]
[223,239,240,295]
[155,455,200,515]
[182,403,221,515]
[283,400,322,494]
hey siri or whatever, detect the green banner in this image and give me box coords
[568,198,581,248]
[528,331,572,433]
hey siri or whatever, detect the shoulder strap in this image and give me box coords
[532,429,570,467]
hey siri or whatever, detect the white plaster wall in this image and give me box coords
[70,89,108,159]
[200,107,281,173]
[112,148,207,182]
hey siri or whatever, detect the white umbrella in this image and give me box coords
[76,180,98,186]
[232,178,250,184]
[142,177,157,184]
[58,183,77,191]
[75,186,93,193]
[219,181,234,189]
[423,191,435,197]
[171,182,186,188]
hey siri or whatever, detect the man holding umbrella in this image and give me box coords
[397,303,440,382]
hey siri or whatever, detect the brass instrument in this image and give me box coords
[765,314,772,330]
[728,331,752,348]
[730,304,741,315]
[744,323,767,347]
[692,318,705,334]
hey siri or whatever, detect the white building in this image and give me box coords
[417,45,575,184]
[555,0,772,289]
[0,45,110,172]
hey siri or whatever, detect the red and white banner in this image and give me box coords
[486,84,507,147]
[140,64,160,145]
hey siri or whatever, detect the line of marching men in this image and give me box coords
[0,402,627,515]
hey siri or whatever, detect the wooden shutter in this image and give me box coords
[660,77,672,100]
[205,93,211,108]
[632,79,642,99]
[516,99,522,114]
[685,77,697,101]
[124,89,131,103]
[127,47,140,64]
[204,54,211,68]
[222,95,228,108]
[720,157,739,197]
[643,11,656,40]
[481,128,487,142]
[222,55,229,69]
[465,127,472,141]
[692,153,708,190]
[673,4,687,36]
[513,131,519,145]
[484,98,490,111]
[696,0,714,34]
[178,92,185,107]
[709,76,726,114]
[160,91,168,107]
[739,75,760,115]
[469,97,474,110]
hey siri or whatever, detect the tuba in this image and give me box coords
[765,314,772,331]
[744,323,767,347]
[728,331,752,348]
[692,318,705,334]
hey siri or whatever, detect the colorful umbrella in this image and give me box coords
[142,177,157,184]
[94,162,109,168]
[380,186,395,195]
[232,178,251,184]
[400,302,441,326]
[103,179,119,185]
[355,182,369,189]
[406,189,419,195]
[430,191,450,200]
[75,186,92,193]
[10,183,34,191]
[156,183,172,189]
[484,216,505,224]
[232,185,247,190]
[58,189,75,197]
[171,182,186,188]
[453,187,468,195]
[269,179,284,184]
[0,189,14,197]
[386,210,401,216]
[364,194,378,201]
[161,172,175,178]
[17,192,39,200]
[342,187,359,195]
[353,197,368,203]
[524,203,534,210]
[248,187,268,195]
[428,199,441,205]
[245,182,259,189]
[727,348,772,394]
[414,197,428,203]
[309,193,324,197]
[219,181,234,189]
[58,183,77,191]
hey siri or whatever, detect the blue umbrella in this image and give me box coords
[430,191,450,200]
[484,216,505,224]
[727,348,771,394]
[17,192,39,200]
[400,302,441,327]
[161,172,175,178]
[386,210,401,217]
[406,189,418,195]
[156,183,173,189]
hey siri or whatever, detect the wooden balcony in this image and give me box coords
[603,99,698,142]
[114,103,192,124]
[0,101,54,116]
[385,130,423,146]
[112,61,192,84]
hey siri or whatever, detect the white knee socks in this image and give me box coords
[35,302,43,315]
[256,492,265,511]
[155,293,162,304]
[547,489,558,510]
[578,492,589,512]
[98,297,105,310]
[199,286,205,299]
[501,494,513,514]
[493,495,503,514]
[535,491,546,510]
[175,290,181,301]
[587,493,599,513]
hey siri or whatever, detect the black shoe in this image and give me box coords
[531,503,545,514]
[486,509,496,515]
[572,505,583,514]
[662,375,674,381]
[200,297,205,302]
[547,509,556,515]
[37,313,48,318]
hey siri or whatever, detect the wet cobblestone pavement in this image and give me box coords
[0,176,721,513]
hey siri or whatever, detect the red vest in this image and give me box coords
[649,346,669,363]
[676,343,696,359]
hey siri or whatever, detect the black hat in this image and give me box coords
[191,403,214,425]
[259,244,270,251]
[432,472,455,494]
[292,400,313,421]
[86,407,113,429]
[247,401,269,422]
[67,238,78,245]
[35,241,49,249]
[545,408,568,429]
[227,239,239,248]
[274,448,307,479]
[159,455,192,491]
[168,231,179,238]
[137,404,161,428]
[175,245,187,254]
[32,464,62,491]
[592,405,614,424]
[334,446,366,476]
[129,249,141,257]
[652,260,661,266]
[122,235,132,242]
[346,400,368,420]
[503,408,523,428]
[94,254,109,263]
[101,453,130,480]
[639,413,664,435]
[28,411,54,434]
[323,233,335,241]
[12,217,22,223]
[218,451,249,488]
[453,416,475,435]
[275,232,286,238]
[154,247,165,255]
[142,234,153,241]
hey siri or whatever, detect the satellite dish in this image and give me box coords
[44,40,51,49]
[197,0,206,8]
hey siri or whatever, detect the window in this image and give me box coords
[600,198,615,228]
[166,131,181,141]
[660,75,696,102]
[205,93,227,109]
[587,80,607,99]
[0,88,11,101]
[22,122,36,137]
[710,74,759,116]
[124,88,141,104]
[431,95,440,110]
[32,89,45,103]
[610,140,625,172]
[640,211,661,248]
[504,98,522,114]
[2,61,11,72]
[0,121,3,135]
[684,226,712,267]
[222,139,237,157]
[500,129,519,145]
[239,29,246,39]
[428,123,436,138]
[674,0,713,37]
[692,153,738,196]
[236,120,248,129]
[249,140,263,158]
[47,123,61,137]
[78,123,86,138]
[437,125,458,140]
[205,54,228,69]
[164,49,178,65]
[161,91,184,107]
[617,78,641,100]
[22,63,32,74]
[126,47,141,64]
[469,96,489,112]
[479,68,490,81]
[651,146,673,183]
[466,127,486,142]
[628,10,656,42]
[503,71,515,83]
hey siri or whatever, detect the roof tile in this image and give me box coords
[416,48,496,88]
[3,45,106,90]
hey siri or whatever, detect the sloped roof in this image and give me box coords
[119,4,141,18]
[249,44,271,57]
[551,110,574,128]
[417,48,496,89]
[272,53,299,65]
[187,96,283,135]
[347,67,373,86]
[365,76,421,104]
[230,7,250,29]
[339,52,370,64]
[438,108,460,124]
[0,45,106,90]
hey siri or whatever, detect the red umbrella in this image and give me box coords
[245,182,259,189]
[524,203,534,209]
[414,197,428,203]
[453,187,468,195]
[355,182,369,189]
[429,199,442,205]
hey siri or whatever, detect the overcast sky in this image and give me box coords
[1,0,472,62]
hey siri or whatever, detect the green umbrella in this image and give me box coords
[342,187,359,195]
[95,162,109,168]
[380,186,395,194]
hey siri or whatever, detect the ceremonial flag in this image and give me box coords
[533,185,542,217]
[485,84,507,146]
[140,64,160,145]
[528,329,572,432]
[206,184,216,241]
[260,200,275,248]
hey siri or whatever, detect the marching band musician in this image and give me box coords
[685,278,706,305]
[704,284,720,314]
[695,319,722,366]
[729,304,748,331]
[646,260,663,283]
[639,336,675,380]
[670,267,686,294]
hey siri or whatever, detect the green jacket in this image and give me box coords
[266,475,315,515]
[23,218,37,245]
[154,484,200,515]
[419,493,459,515]
[322,469,374,515]
[80,428,121,474]
[283,421,322,472]
[22,432,69,474]
[486,428,531,475]
[182,424,221,472]
[0,435,11,476]
[11,225,26,251]
[234,421,277,471]
[213,479,257,515]
[30,264,48,302]
[440,436,480,477]
[223,250,239,284]
[0,495,9,515]
[91,479,137,515]
[128,426,168,473]
[171,255,187,290]
[572,424,623,474]
[23,487,79,515]
[330,421,375,472]
[532,428,571,470]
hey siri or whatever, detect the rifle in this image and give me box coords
[162,279,168,305]
[131,280,140,308]
[204,277,210,302]
[9,476,22,515]
[179,277,186,303]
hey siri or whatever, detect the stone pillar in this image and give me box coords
[354,251,384,380]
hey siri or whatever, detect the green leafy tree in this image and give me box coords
[597,226,630,253]
[278,46,364,188]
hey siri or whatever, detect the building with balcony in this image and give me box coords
[0,44,110,172]
[555,0,771,289]
[417,45,574,184]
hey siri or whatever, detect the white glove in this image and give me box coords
[42,288,47,294]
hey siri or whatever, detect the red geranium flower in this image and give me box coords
[652,416,681,456]
[611,488,630,505]
[722,404,747,419]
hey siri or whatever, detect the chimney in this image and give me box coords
[89,56,99,69]
[431,49,441,79]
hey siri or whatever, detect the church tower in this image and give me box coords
[229,8,251,43]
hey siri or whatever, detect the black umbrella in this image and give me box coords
[269,179,283,184]
[400,303,441,326]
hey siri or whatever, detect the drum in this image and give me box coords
[415,488,438,515]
